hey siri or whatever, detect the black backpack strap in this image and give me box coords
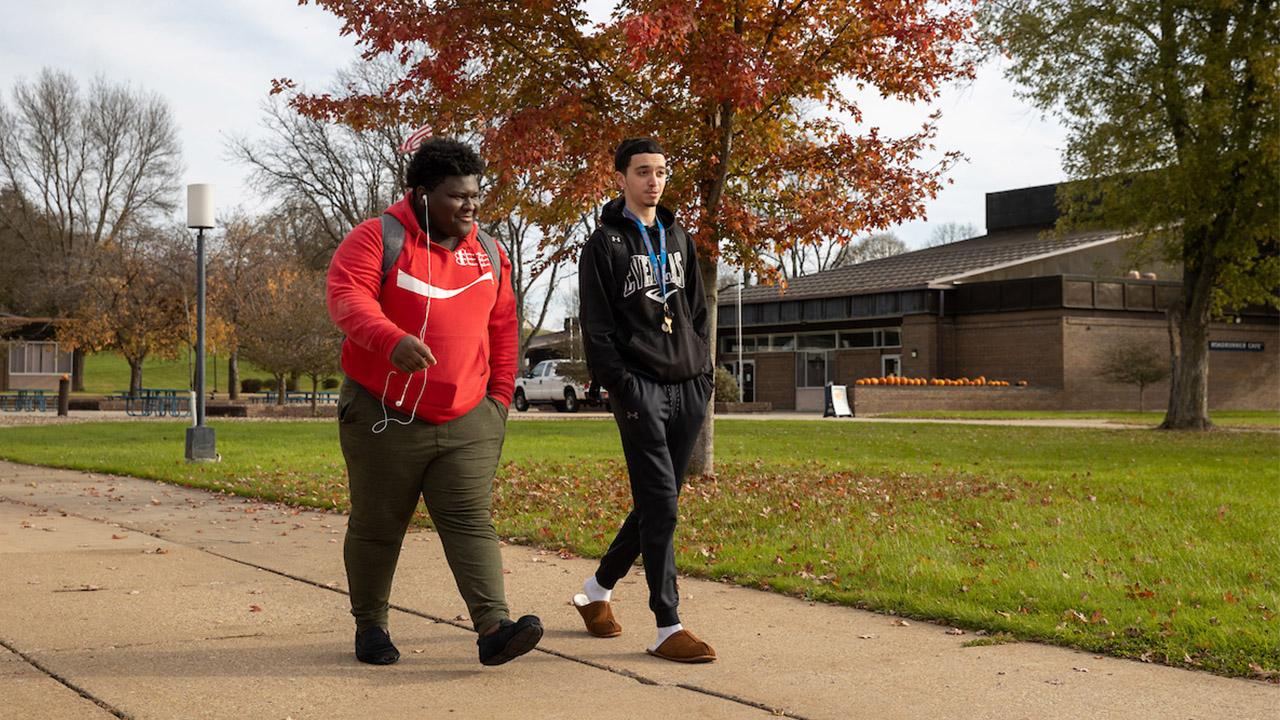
[382,213,503,287]
[379,213,406,284]
[476,228,503,286]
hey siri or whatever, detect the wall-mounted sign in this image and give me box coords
[1209,341,1264,352]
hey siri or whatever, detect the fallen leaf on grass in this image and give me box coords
[1249,663,1279,679]
[149,497,161,506]
[111,535,127,540]
[249,605,263,612]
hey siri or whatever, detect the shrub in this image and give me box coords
[714,366,741,402]
[286,376,299,392]
[322,377,340,390]
[241,378,264,394]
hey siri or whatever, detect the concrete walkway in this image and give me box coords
[0,460,1274,720]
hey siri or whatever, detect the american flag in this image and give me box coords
[397,123,433,154]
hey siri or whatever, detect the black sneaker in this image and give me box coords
[477,615,543,666]
[355,626,400,665]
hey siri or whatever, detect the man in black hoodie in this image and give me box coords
[574,138,716,663]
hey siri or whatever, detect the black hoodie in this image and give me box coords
[578,196,712,391]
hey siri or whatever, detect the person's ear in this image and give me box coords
[613,170,625,191]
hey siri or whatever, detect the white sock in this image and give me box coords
[583,575,611,604]
[652,623,683,650]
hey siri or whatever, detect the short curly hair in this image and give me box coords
[405,137,484,191]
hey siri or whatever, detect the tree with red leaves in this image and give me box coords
[278,0,978,472]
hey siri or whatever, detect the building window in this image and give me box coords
[722,336,757,354]
[796,351,833,388]
[10,341,72,375]
[838,328,902,349]
[900,290,928,314]
[767,334,795,351]
[797,333,836,351]
[841,330,876,348]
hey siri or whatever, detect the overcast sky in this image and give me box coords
[1,1,1068,250]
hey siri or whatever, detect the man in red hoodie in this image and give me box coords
[327,137,542,667]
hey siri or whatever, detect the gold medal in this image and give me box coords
[662,316,672,334]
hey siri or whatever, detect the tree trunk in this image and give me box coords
[310,375,319,416]
[276,374,287,406]
[71,349,85,391]
[687,260,719,477]
[129,358,144,395]
[228,349,240,401]
[1160,257,1216,431]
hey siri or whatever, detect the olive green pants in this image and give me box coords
[338,377,509,634]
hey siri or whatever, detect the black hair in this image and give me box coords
[405,137,484,191]
[614,137,666,173]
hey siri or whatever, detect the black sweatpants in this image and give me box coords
[594,372,712,627]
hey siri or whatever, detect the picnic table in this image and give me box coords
[0,389,51,412]
[253,391,339,405]
[122,389,191,418]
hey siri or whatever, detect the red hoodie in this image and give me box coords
[327,192,517,424]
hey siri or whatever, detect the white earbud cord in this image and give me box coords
[372,201,432,434]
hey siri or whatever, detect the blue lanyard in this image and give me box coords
[623,207,667,304]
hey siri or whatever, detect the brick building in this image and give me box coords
[715,184,1278,413]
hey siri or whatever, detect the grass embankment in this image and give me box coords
[0,419,1275,679]
[874,409,1280,429]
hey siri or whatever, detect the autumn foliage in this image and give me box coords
[281,0,979,281]
[280,0,980,472]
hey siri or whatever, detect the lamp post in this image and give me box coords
[185,184,217,462]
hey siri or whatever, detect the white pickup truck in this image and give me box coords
[512,358,605,413]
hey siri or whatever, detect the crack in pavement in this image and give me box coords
[6,488,807,720]
[0,637,132,720]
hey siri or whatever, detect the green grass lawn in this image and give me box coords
[874,409,1280,429]
[76,351,339,395]
[0,418,1276,679]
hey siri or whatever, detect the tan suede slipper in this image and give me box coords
[646,629,716,663]
[572,594,622,638]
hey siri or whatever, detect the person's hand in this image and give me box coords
[390,335,437,374]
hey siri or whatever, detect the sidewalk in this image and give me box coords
[1,460,1274,719]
